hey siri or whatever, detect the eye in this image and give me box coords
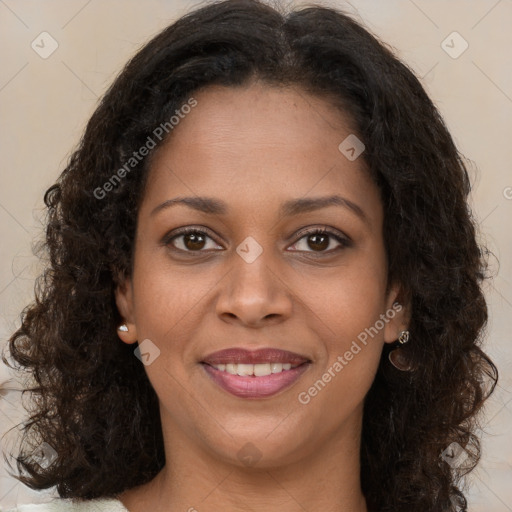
[164,227,223,252]
[163,226,351,255]
[288,227,351,254]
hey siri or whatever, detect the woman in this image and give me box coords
[1,0,498,510]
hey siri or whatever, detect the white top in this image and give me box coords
[0,498,128,512]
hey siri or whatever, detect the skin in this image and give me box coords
[115,80,409,512]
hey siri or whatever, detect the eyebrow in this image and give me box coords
[150,195,368,224]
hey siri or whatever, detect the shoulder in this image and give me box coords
[1,498,128,512]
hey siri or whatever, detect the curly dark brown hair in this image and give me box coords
[2,0,498,510]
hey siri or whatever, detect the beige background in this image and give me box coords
[1,0,511,510]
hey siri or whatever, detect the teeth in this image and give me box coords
[237,364,255,376]
[254,363,272,376]
[270,362,282,373]
[211,362,299,376]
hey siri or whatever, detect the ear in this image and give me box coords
[114,276,138,345]
[383,281,411,344]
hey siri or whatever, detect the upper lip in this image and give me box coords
[201,348,311,366]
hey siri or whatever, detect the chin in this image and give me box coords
[202,427,314,470]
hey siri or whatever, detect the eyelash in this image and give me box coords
[163,226,351,256]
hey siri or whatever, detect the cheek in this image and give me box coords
[133,235,207,305]
[298,250,388,395]
[131,251,203,345]
[302,252,388,338]
[298,282,386,422]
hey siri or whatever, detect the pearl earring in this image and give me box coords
[117,324,128,332]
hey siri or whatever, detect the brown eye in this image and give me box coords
[306,233,330,251]
[165,228,223,252]
[183,232,206,250]
[288,228,351,254]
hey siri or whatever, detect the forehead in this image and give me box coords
[141,81,381,226]
[157,81,354,155]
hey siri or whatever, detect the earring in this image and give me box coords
[117,324,129,332]
[398,330,409,345]
[388,330,413,371]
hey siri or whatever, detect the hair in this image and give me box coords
[2,0,498,510]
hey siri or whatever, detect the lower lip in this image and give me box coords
[201,363,310,399]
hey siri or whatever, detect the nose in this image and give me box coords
[215,249,293,328]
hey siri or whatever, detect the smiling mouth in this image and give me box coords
[203,361,304,377]
[200,355,311,399]
[200,347,312,398]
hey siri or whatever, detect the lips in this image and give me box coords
[201,348,311,399]
[201,348,311,366]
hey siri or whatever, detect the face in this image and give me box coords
[116,81,408,468]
